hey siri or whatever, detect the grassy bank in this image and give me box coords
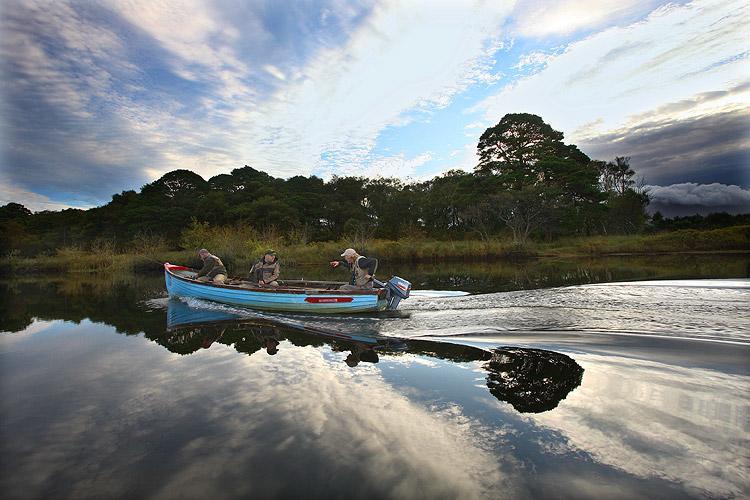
[4,225,748,275]
[537,225,750,257]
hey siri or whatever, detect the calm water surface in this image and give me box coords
[1,256,749,499]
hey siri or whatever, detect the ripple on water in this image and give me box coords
[159,279,750,345]
[260,279,750,344]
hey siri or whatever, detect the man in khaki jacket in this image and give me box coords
[249,250,280,287]
[195,249,227,283]
[330,248,378,290]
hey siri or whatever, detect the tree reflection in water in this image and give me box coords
[484,348,584,413]
[164,299,584,414]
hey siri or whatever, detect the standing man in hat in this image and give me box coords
[330,248,378,290]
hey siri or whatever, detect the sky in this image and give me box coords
[0,0,748,216]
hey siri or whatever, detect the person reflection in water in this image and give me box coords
[161,325,226,355]
[264,337,280,355]
[201,327,226,349]
[248,325,281,356]
[344,343,379,367]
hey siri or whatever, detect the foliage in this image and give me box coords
[476,113,589,188]
[131,229,167,255]
[543,225,750,255]
[650,212,750,231]
[474,114,608,241]
[494,187,547,245]
[1,113,744,260]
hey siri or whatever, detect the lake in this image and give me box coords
[1,254,749,499]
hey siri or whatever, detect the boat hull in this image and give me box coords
[164,264,387,313]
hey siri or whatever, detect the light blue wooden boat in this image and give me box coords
[164,263,410,313]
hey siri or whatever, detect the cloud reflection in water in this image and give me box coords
[2,319,524,499]
[1,291,747,499]
[526,354,749,498]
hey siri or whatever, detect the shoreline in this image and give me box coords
[4,247,749,276]
[3,225,748,275]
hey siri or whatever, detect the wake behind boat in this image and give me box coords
[164,263,412,313]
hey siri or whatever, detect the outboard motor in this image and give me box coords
[373,276,412,310]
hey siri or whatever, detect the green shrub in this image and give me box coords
[6,225,748,276]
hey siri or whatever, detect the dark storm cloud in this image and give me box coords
[579,107,750,187]
[645,182,750,216]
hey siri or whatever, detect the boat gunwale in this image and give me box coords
[164,263,388,298]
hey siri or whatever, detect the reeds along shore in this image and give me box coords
[3,225,748,276]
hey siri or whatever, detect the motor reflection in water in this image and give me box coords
[164,298,584,413]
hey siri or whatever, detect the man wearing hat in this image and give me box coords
[330,248,378,290]
[249,250,280,287]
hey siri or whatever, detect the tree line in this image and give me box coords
[0,113,729,257]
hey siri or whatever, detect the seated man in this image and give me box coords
[195,248,227,283]
[249,250,280,287]
[329,248,378,290]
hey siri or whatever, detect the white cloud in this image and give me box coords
[93,0,516,185]
[0,1,208,197]
[240,0,514,179]
[446,143,481,174]
[646,182,750,206]
[9,0,746,208]
[513,51,557,70]
[23,0,516,190]
[3,0,294,200]
[464,121,485,130]
[0,182,92,211]
[111,0,254,97]
[476,0,750,142]
[511,0,664,38]
[365,152,432,179]
[104,0,263,179]
[263,64,287,81]
[0,1,131,120]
